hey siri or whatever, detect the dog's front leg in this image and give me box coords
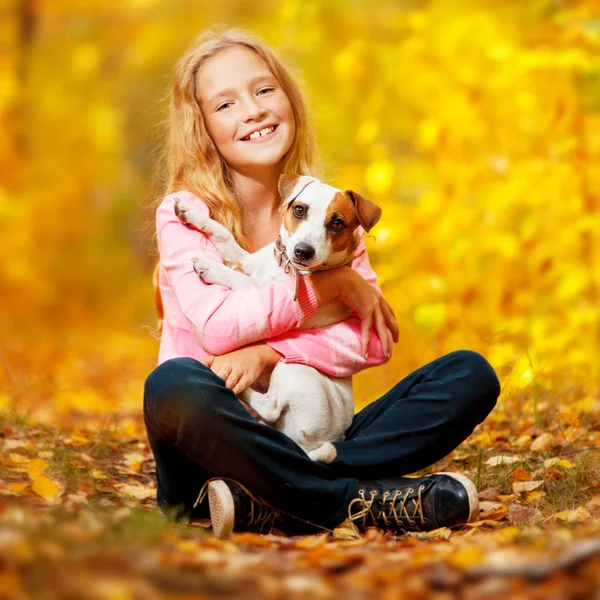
[175,197,248,265]
[240,388,281,423]
[192,258,259,291]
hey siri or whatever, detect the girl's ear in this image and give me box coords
[346,190,382,232]
[278,175,317,206]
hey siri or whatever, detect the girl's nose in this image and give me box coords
[242,97,267,122]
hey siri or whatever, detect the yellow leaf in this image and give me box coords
[7,482,28,493]
[514,435,532,448]
[494,526,521,542]
[449,545,485,568]
[70,435,90,447]
[32,475,62,500]
[544,458,574,469]
[550,506,591,523]
[526,490,546,502]
[27,459,49,480]
[294,533,329,548]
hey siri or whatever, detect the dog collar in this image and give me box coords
[274,235,301,300]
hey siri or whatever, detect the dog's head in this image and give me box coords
[278,174,382,271]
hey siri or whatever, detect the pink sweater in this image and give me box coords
[156,190,390,377]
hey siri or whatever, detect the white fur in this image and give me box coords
[174,178,356,463]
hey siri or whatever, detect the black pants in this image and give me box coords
[143,350,500,531]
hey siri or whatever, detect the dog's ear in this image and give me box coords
[279,175,317,207]
[347,191,382,232]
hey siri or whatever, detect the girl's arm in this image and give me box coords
[265,235,396,377]
[157,192,320,355]
[158,191,397,360]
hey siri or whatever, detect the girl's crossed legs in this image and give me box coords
[143,350,500,532]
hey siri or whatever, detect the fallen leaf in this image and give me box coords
[478,487,501,500]
[512,480,543,494]
[508,503,541,525]
[486,455,522,466]
[332,523,359,540]
[479,502,509,521]
[7,453,29,465]
[514,434,532,448]
[27,459,49,480]
[123,452,146,473]
[7,482,28,494]
[449,545,485,567]
[295,534,329,549]
[550,506,591,523]
[465,519,505,528]
[114,483,154,500]
[63,435,90,447]
[531,433,555,453]
[526,490,546,502]
[407,527,451,540]
[543,457,574,469]
[2,441,28,452]
[65,494,89,506]
[32,475,63,500]
[509,467,532,482]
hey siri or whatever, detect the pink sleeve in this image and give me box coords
[266,232,392,377]
[157,192,320,355]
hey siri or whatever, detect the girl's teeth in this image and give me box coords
[247,126,275,140]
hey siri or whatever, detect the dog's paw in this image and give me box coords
[251,397,281,423]
[307,442,337,464]
[174,198,212,233]
[191,258,222,284]
[173,197,191,224]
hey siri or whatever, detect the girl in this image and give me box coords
[144,29,500,539]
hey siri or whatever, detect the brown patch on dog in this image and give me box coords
[278,174,301,205]
[347,190,382,232]
[282,203,303,237]
[325,192,361,258]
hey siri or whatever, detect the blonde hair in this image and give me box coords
[153,28,317,331]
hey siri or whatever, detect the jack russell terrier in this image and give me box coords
[174,175,382,463]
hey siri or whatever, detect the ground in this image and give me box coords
[0,391,598,599]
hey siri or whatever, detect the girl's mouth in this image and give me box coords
[241,124,278,142]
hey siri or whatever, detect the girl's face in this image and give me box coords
[197,46,296,176]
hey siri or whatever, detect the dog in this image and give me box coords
[174,174,382,463]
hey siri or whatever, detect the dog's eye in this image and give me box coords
[330,219,345,232]
[293,205,305,218]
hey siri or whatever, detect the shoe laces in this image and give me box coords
[347,485,426,534]
[195,477,281,534]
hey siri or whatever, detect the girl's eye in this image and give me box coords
[293,205,305,218]
[257,87,275,95]
[216,102,233,112]
[330,219,345,232]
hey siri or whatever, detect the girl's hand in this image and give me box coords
[306,267,399,358]
[200,343,281,395]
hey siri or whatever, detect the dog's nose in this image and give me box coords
[294,243,315,261]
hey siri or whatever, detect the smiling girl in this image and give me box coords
[144,29,500,538]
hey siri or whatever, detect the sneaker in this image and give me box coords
[195,478,281,539]
[346,472,479,535]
